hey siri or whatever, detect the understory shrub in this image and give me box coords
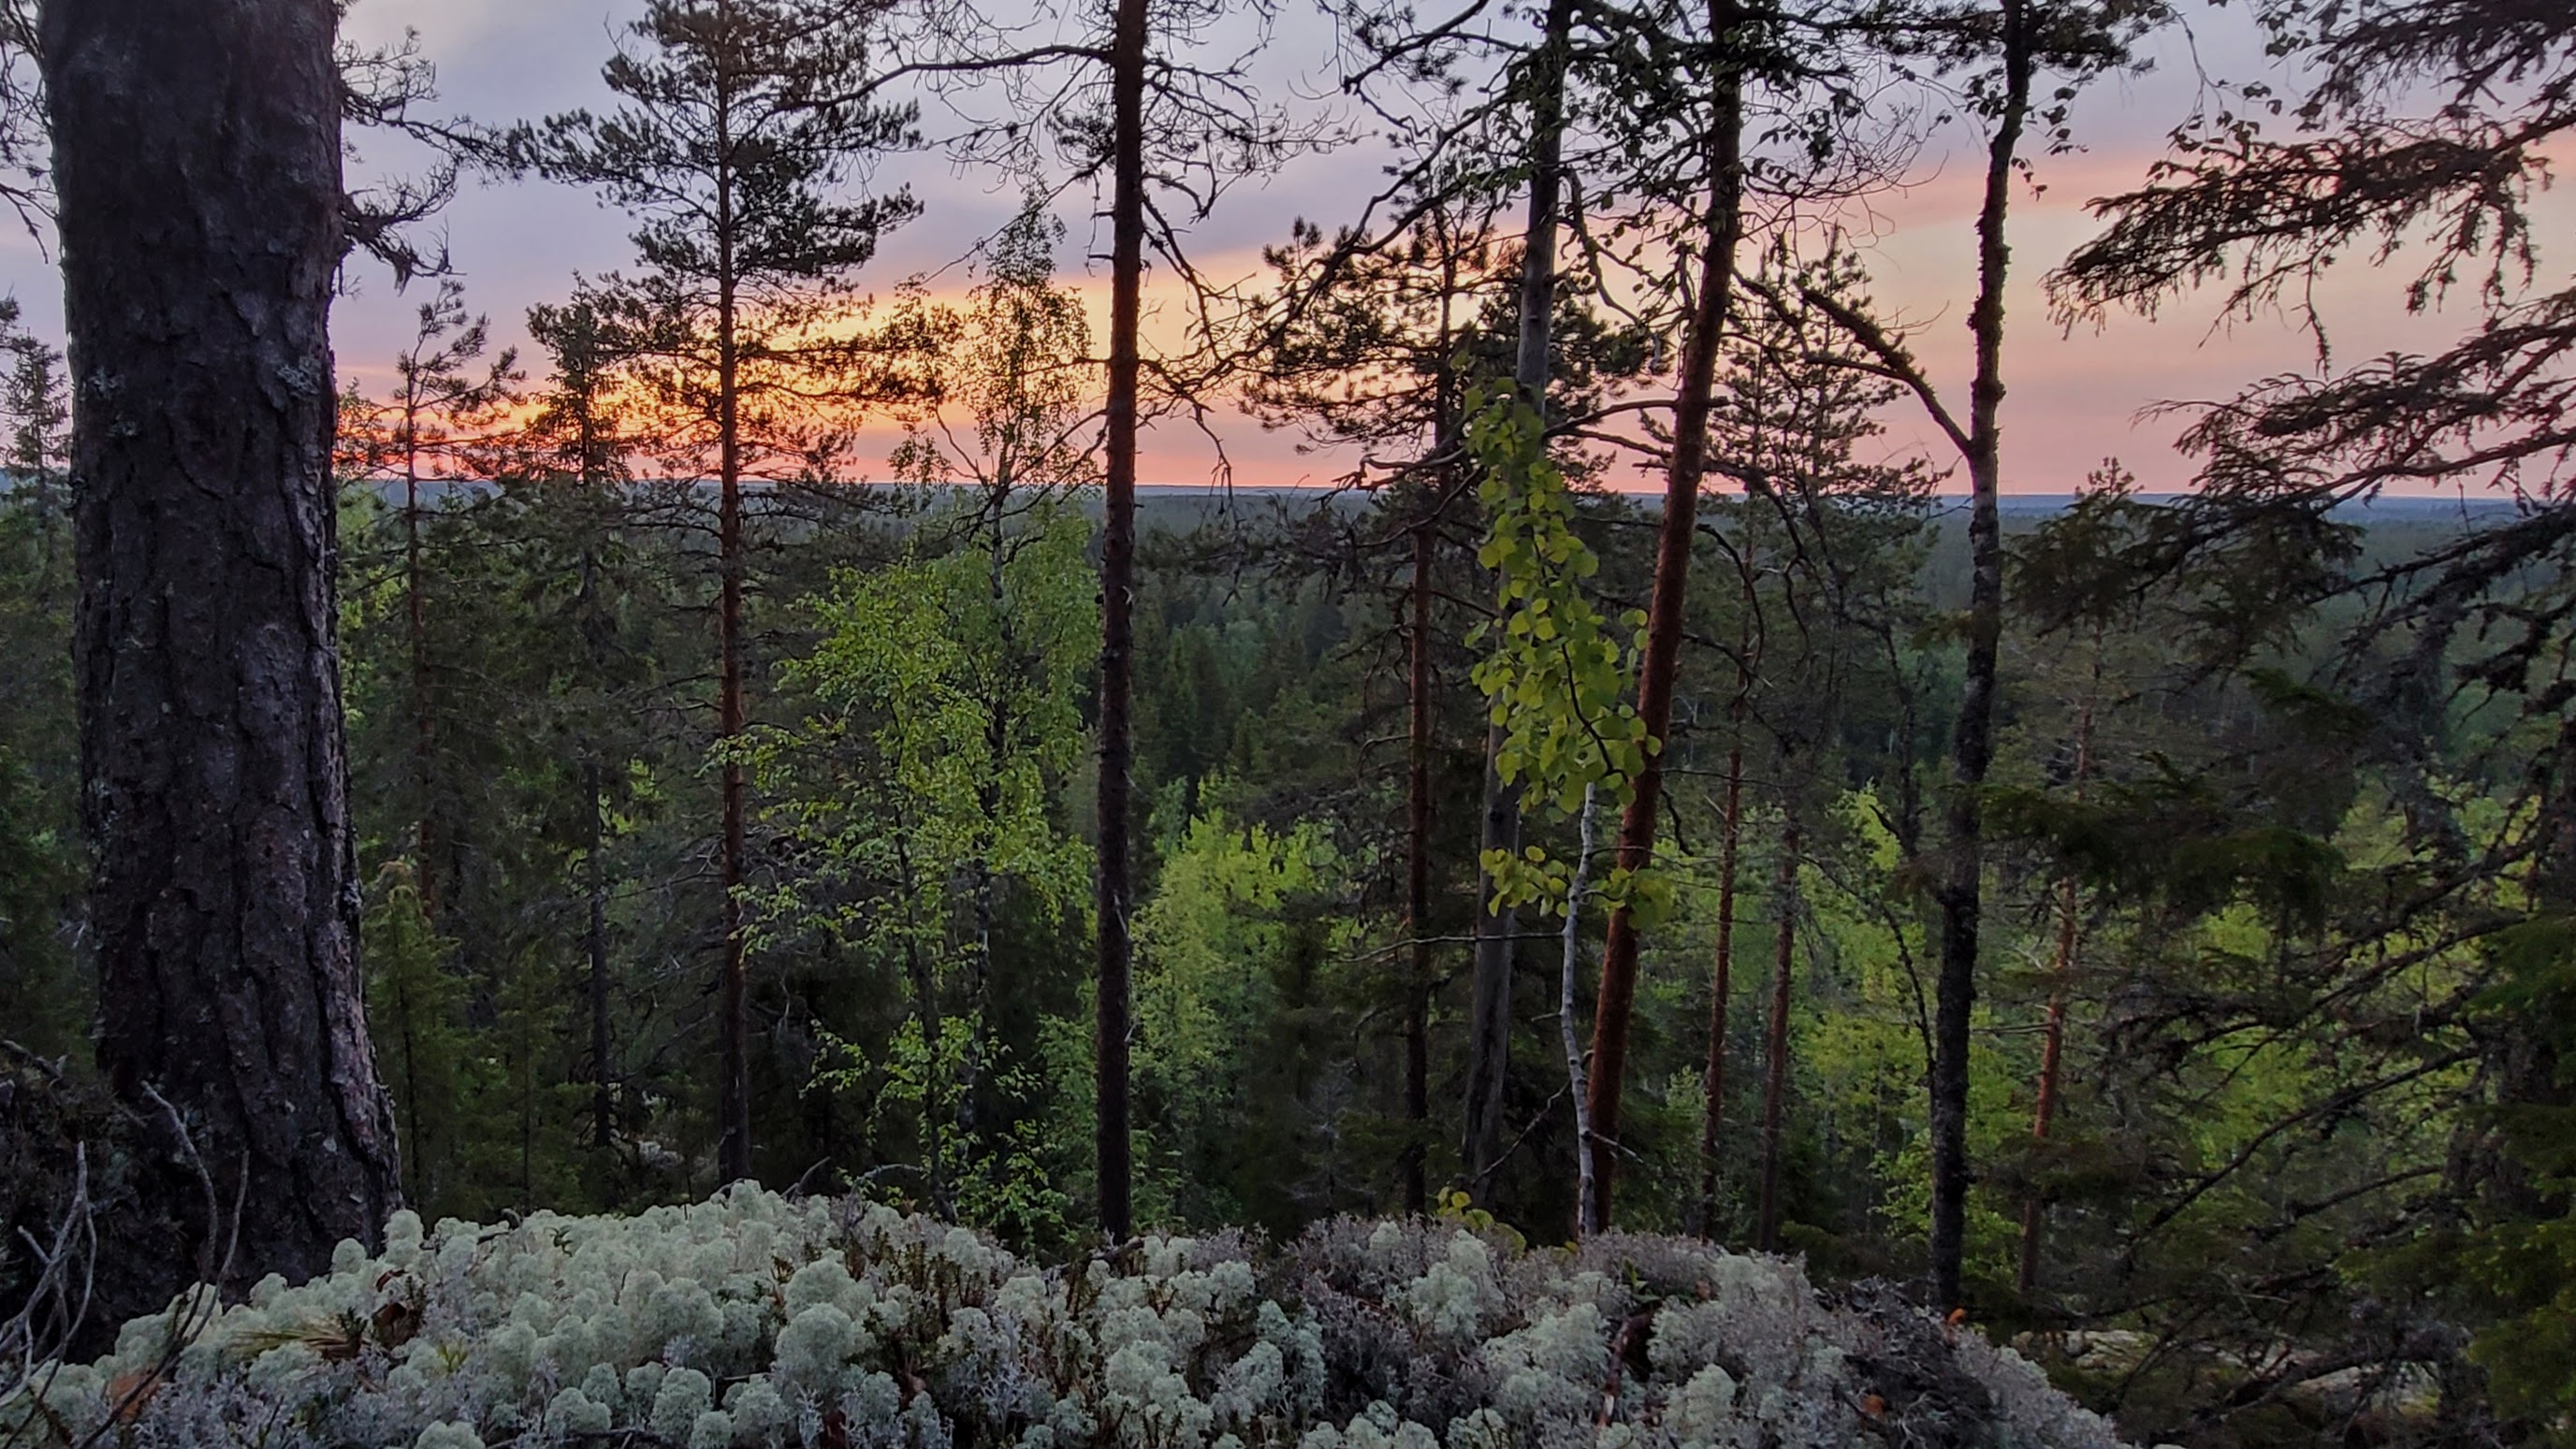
[1,1187,2122,1449]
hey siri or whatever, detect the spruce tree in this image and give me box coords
[338,283,522,923]
[2049,0,2576,1415]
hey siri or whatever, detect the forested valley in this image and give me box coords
[0,0,2570,1446]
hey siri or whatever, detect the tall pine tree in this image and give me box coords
[501,0,921,1182]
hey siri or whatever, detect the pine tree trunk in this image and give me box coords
[1695,735,1745,1233]
[1463,0,1573,1186]
[1404,521,1434,1213]
[43,0,402,1286]
[405,460,439,914]
[578,405,616,1161]
[1095,0,1148,1241]
[518,1007,536,1208]
[395,912,428,1205]
[2017,699,2091,1296]
[588,759,614,1152]
[1928,0,2030,1312]
[906,863,947,1217]
[1562,786,1600,1236]
[713,41,754,1185]
[1754,813,1799,1250]
[964,500,1006,1159]
[1582,0,1749,1228]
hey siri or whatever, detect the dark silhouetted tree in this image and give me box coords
[38,0,402,1285]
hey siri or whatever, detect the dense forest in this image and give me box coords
[0,0,2571,1445]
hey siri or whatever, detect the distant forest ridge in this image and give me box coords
[22,472,2500,523]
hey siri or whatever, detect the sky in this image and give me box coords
[3,0,2557,493]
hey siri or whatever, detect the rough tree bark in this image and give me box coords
[1463,0,1575,1188]
[41,0,402,1284]
[1581,0,1749,1228]
[1095,0,1148,1241]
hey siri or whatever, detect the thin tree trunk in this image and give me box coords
[1404,521,1434,1213]
[1928,0,2030,1312]
[966,846,994,1143]
[518,1007,536,1208]
[44,0,403,1286]
[905,840,948,1217]
[397,935,427,1204]
[589,759,614,1152]
[405,453,438,914]
[964,500,1006,1156]
[1583,0,1750,1228]
[713,21,753,1185]
[1562,785,1600,1236]
[1095,0,1148,1241]
[579,447,617,1160]
[1754,813,1799,1251]
[1695,735,1745,1233]
[2017,699,2091,1296]
[1463,0,1573,1186]
[1506,0,1569,413]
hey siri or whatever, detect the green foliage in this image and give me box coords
[2454,913,2576,1437]
[0,308,75,1064]
[1464,387,1652,920]
[364,861,594,1223]
[1136,809,1355,1226]
[758,500,1096,945]
[888,196,1092,498]
[749,491,1094,1239]
[11,143,2576,1449]
[363,863,476,1215]
[0,736,75,1060]
[1433,1186,1527,1252]
[1035,805,1361,1235]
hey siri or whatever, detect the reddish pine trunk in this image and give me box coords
[44,0,402,1285]
[1095,0,1148,1240]
[2016,701,2091,1295]
[1582,1,1749,1227]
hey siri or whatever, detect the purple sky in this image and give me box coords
[5,0,2552,493]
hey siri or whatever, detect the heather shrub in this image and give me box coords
[0,1188,2122,1449]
